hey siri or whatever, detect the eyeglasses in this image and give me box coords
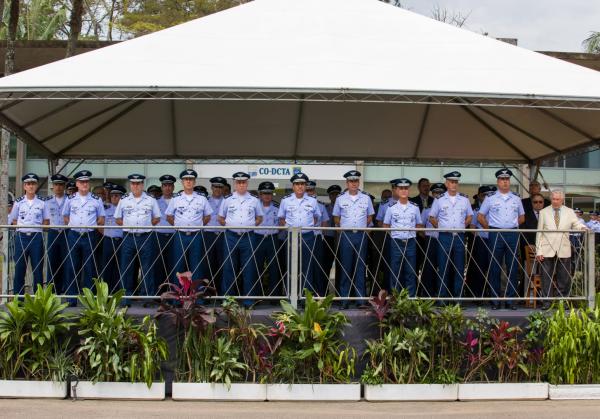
[532,200,544,204]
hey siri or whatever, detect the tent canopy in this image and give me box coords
[0,0,599,162]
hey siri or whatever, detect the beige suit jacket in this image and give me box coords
[535,205,587,258]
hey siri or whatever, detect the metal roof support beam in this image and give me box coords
[0,112,56,157]
[22,100,82,128]
[292,98,305,160]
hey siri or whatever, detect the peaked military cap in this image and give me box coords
[485,185,498,196]
[306,180,317,189]
[22,173,39,183]
[103,181,114,189]
[128,173,146,182]
[391,178,412,187]
[180,169,198,179]
[159,174,176,184]
[51,174,69,184]
[430,182,447,193]
[66,180,77,189]
[74,170,92,181]
[147,185,161,193]
[443,171,461,181]
[110,185,126,195]
[258,181,275,193]
[290,172,309,183]
[327,185,342,194]
[232,172,250,181]
[495,168,513,179]
[343,170,361,180]
[210,176,227,186]
[574,208,583,214]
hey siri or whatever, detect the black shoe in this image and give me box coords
[491,305,499,311]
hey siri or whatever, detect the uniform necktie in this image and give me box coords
[554,208,560,228]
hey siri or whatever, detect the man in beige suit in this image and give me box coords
[536,189,587,308]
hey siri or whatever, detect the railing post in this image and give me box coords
[587,230,596,310]
[290,227,300,309]
[1,226,8,302]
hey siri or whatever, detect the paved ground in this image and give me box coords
[4,399,600,419]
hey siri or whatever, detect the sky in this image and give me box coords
[399,0,600,52]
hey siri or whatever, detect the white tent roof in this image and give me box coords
[0,0,599,162]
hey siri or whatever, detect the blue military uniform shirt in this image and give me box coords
[376,198,397,224]
[114,192,161,233]
[429,192,473,229]
[332,191,375,228]
[206,195,224,233]
[324,202,336,237]
[62,192,106,232]
[421,207,438,239]
[471,205,489,239]
[165,191,212,232]
[478,191,524,229]
[313,200,330,236]
[9,195,48,233]
[255,202,280,235]
[44,195,67,227]
[103,203,123,238]
[157,196,176,234]
[277,193,322,228]
[383,201,421,239]
[218,192,264,233]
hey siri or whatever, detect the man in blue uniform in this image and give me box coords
[429,171,473,302]
[323,185,341,292]
[115,174,161,297]
[218,172,263,304]
[306,180,330,296]
[45,174,69,294]
[9,173,49,295]
[419,182,446,297]
[165,169,212,284]
[62,170,105,305]
[383,178,423,296]
[155,174,176,284]
[332,170,375,308]
[477,168,525,310]
[204,177,227,290]
[254,181,283,297]
[100,184,125,291]
[278,173,322,297]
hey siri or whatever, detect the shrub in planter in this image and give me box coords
[265,291,356,384]
[361,290,466,385]
[0,284,73,382]
[74,280,167,387]
[543,302,600,384]
[158,273,251,387]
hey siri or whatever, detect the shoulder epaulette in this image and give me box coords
[224,193,232,199]
[104,203,111,210]
[459,193,468,198]
[283,193,292,199]
[272,201,280,208]
[91,193,99,199]
[42,196,51,201]
[122,193,130,199]
[250,193,259,198]
[511,191,521,198]
[16,196,24,202]
[68,194,76,199]
[173,192,182,197]
[318,200,327,206]
[409,201,418,207]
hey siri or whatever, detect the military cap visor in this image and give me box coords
[51,174,69,184]
[495,168,513,178]
[74,170,92,181]
[210,176,227,186]
[327,185,342,194]
[232,172,250,181]
[430,182,446,192]
[159,175,176,184]
[128,174,146,182]
[391,178,412,187]
[344,170,361,180]
[443,171,461,181]
[22,173,39,183]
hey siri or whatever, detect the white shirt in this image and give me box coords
[383,201,421,240]
[218,192,264,233]
[157,196,175,234]
[332,190,375,229]
[255,202,280,235]
[114,192,161,233]
[63,192,106,233]
[429,192,473,230]
[165,191,213,232]
[277,193,321,228]
[9,195,48,233]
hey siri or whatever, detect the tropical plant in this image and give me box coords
[0,284,73,381]
[267,292,356,384]
[75,280,167,387]
[583,31,600,54]
[209,335,247,387]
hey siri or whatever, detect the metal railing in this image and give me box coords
[0,225,596,309]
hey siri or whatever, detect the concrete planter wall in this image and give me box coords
[364,384,458,401]
[549,385,600,400]
[0,380,67,398]
[71,381,165,400]
[266,384,361,401]
[171,383,267,401]
[458,383,548,400]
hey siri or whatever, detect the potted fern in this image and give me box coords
[0,285,73,398]
[70,280,168,400]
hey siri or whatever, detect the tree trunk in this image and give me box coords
[1,0,21,293]
[66,0,84,58]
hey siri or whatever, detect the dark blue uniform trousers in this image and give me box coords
[488,230,520,307]
[419,236,440,297]
[222,231,259,304]
[100,236,122,292]
[13,232,44,295]
[203,231,225,290]
[339,231,368,302]
[46,229,69,294]
[255,233,283,296]
[437,232,466,299]
[65,230,98,304]
[155,232,174,287]
[171,231,206,283]
[390,237,417,297]
[120,232,157,296]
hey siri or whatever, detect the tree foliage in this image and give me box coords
[583,31,600,54]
